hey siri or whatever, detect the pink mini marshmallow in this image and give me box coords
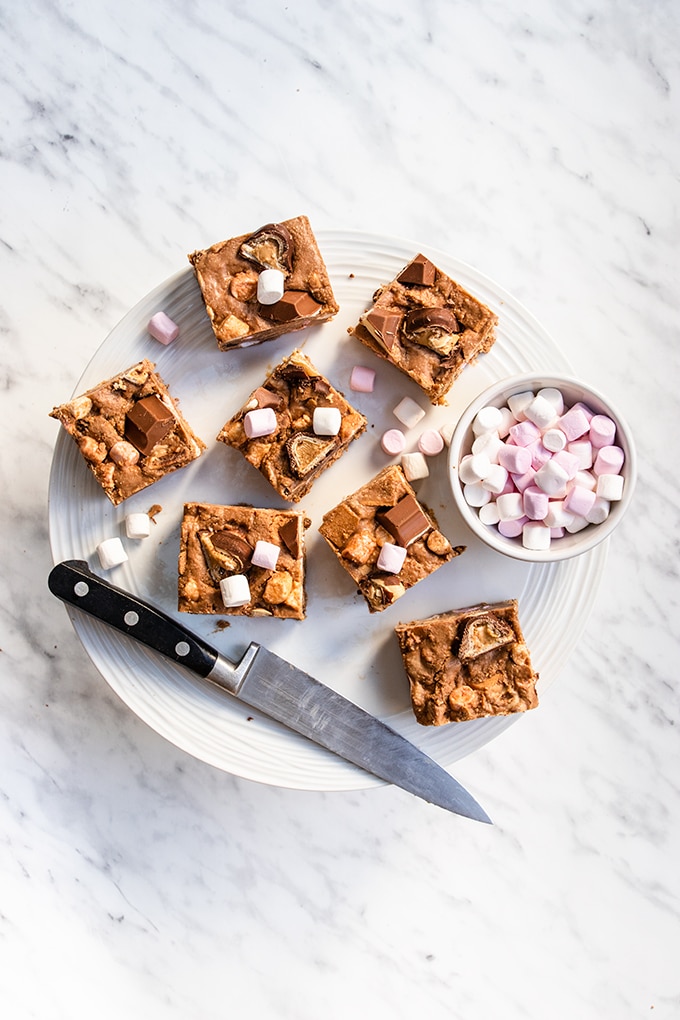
[528,439,552,471]
[148,311,180,345]
[418,428,445,457]
[589,414,617,449]
[498,443,532,475]
[381,428,406,456]
[510,469,535,493]
[563,484,597,518]
[498,516,528,538]
[558,406,590,441]
[550,527,566,539]
[552,448,580,480]
[508,419,541,447]
[523,485,549,521]
[244,407,277,439]
[350,365,376,393]
[593,445,625,476]
[377,542,407,574]
[251,540,280,570]
[570,401,595,423]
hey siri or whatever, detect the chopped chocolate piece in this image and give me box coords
[217,349,366,502]
[361,309,403,352]
[397,254,437,286]
[395,600,539,725]
[349,253,497,404]
[319,464,462,613]
[252,386,284,410]
[125,394,174,455]
[179,502,310,618]
[260,290,323,322]
[49,359,205,506]
[239,222,294,274]
[376,494,430,547]
[188,215,338,350]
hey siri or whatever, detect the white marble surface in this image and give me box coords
[2,1,679,1017]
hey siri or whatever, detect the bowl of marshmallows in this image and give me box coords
[447,373,636,562]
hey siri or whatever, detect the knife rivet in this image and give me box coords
[74,581,89,597]
[124,611,139,627]
[175,641,190,657]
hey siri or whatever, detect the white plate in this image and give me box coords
[48,231,607,791]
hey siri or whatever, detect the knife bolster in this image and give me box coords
[205,642,260,696]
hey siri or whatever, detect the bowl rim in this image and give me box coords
[447,372,637,563]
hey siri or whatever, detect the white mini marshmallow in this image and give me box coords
[458,455,480,484]
[148,311,179,345]
[566,515,589,534]
[542,428,567,453]
[97,537,128,570]
[251,540,280,570]
[463,482,492,507]
[418,428,445,456]
[401,452,429,481]
[537,387,565,416]
[586,496,611,525]
[522,521,551,550]
[125,513,151,539]
[596,473,624,501]
[469,452,492,481]
[439,421,456,446]
[525,394,557,430]
[472,405,503,435]
[567,439,593,469]
[496,491,524,521]
[377,542,407,574]
[481,463,509,494]
[381,428,406,456]
[220,574,251,608]
[256,268,285,305]
[313,406,342,436]
[471,431,503,462]
[543,500,575,529]
[497,406,514,438]
[393,396,426,429]
[244,406,277,439]
[507,390,534,421]
[350,365,376,392]
[479,501,501,526]
[573,469,597,491]
[534,459,570,496]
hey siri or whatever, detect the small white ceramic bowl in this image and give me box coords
[447,373,637,563]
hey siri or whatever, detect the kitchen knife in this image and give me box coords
[48,559,491,823]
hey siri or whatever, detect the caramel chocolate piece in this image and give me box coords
[125,394,174,455]
[361,310,402,353]
[260,290,323,322]
[239,222,294,274]
[397,254,437,286]
[286,433,335,477]
[458,613,515,661]
[377,494,430,547]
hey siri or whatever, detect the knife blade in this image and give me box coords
[48,559,491,823]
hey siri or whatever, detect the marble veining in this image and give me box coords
[1,1,679,1018]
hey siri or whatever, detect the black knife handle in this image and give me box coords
[48,559,226,680]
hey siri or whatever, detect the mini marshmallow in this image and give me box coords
[481,463,509,494]
[593,445,625,476]
[244,406,277,439]
[596,473,624,501]
[510,468,535,493]
[472,405,504,435]
[439,421,456,446]
[552,449,580,480]
[523,522,551,551]
[522,485,549,521]
[256,268,285,305]
[571,401,594,422]
[125,513,151,539]
[529,439,552,471]
[377,542,407,574]
[479,502,501,526]
[418,428,445,457]
[563,484,597,518]
[251,540,280,570]
[537,387,565,416]
[551,527,566,539]
[498,516,528,538]
[507,390,534,421]
[567,439,593,469]
[542,428,567,453]
[381,428,406,456]
[313,406,342,436]
[97,537,128,570]
[496,405,514,439]
[401,452,429,481]
[469,453,492,481]
[565,515,589,534]
[350,365,376,393]
[509,419,541,447]
[464,482,492,507]
[586,496,611,525]
[572,469,597,491]
[496,491,524,521]
[220,574,251,608]
[148,311,179,345]
[589,415,617,449]
[543,500,575,529]
[471,431,503,461]
[525,394,557,429]
[558,406,590,441]
[534,459,570,496]
[498,443,532,475]
[459,455,481,484]
[393,396,426,429]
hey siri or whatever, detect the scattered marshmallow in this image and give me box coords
[439,421,456,446]
[401,452,429,481]
[97,537,128,570]
[220,574,251,608]
[251,540,280,570]
[244,407,277,439]
[148,311,179,345]
[256,268,285,305]
[418,428,445,457]
[381,428,406,456]
[393,396,426,429]
[377,542,407,574]
[313,406,342,436]
[350,365,376,393]
[125,513,151,539]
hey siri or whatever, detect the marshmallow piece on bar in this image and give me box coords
[350,365,376,393]
[125,513,151,539]
[97,537,128,570]
[393,396,426,429]
[244,406,277,439]
[401,452,429,481]
[313,406,342,436]
[251,540,280,570]
[148,311,179,345]
[220,574,251,608]
[377,542,407,574]
[256,268,286,305]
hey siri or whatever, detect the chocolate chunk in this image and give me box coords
[365,574,406,607]
[361,310,403,352]
[377,494,430,547]
[253,386,284,410]
[125,395,174,455]
[397,254,437,287]
[239,222,294,274]
[260,290,323,322]
[403,306,460,356]
[199,529,253,582]
[279,518,301,559]
[286,433,335,477]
